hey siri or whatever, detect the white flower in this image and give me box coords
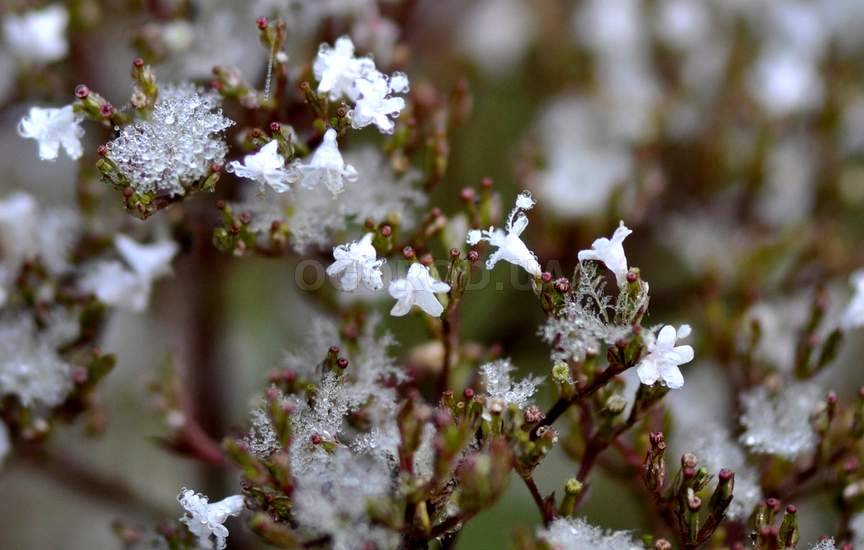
[841,270,864,330]
[81,236,179,312]
[388,263,450,317]
[577,221,633,287]
[326,233,384,292]
[749,49,823,117]
[3,5,69,63]
[287,129,358,195]
[636,324,694,389]
[313,36,376,101]
[467,191,542,277]
[349,71,409,134]
[226,140,291,193]
[0,315,73,408]
[17,105,84,161]
[177,488,244,550]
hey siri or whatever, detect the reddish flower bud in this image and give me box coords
[74,84,90,99]
[256,16,269,29]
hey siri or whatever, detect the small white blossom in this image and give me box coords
[577,221,633,287]
[81,236,179,312]
[287,129,358,195]
[739,381,821,459]
[327,233,384,292]
[467,191,542,277]
[388,263,450,317]
[17,105,84,161]
[349,71,409,134]
[226,140,291,193]
[481,358,543,411]
[537,517,641,550]
[749,50,823,117]
[636,325,694,389]
[177,488,245,550]
[3,5,68,63]
[841,270,864,330]
[314,36,376,101]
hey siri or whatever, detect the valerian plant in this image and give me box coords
[5,1,864,550]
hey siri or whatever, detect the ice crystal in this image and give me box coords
[809,539,837,550]
[293,449,398,550]
[0,192,82,276]
[539,262,634,363]
[106,83,234,196]
[686,426,762,520]
[243,402,281,458]
[739,381,822,459]
[480,359,543,411]
[537,517,641,550]
[0,315,74,408]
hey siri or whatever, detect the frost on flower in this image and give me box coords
[841,270,864,330]
[537,517,641,550]
[80,235,179,313]
[389,263,450,317]
[313,35,377,102]
[293,449,398,550]
[739,381,822,459]
[105,83,234,196]
[349,70,409,134]
[0,192,82,276]
[467,191,541,277]
[685,425,762,520]
[809,539,837,550]
[636,324,694,390]
[18,105,84,161]
[287,129,358,195]
[177,488,244,550]
[226,140,291,193]
[539,261,638,363]
[0,315,75,408]
[481,358,543,412]
[327,233,384,292]
[577,221,633,288]
[3,4,69,63]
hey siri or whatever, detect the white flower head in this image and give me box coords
[467,191,542,277]
[18,105,84,161]
[388,263,450,317]
[227,140,291,193]
[481,358,544,411]
[313,36,376,101]
[349,71,409,134]
[3,5,69,63]
[636,324,694,389]
[177,488,245,550]
[537,516,641,550]
[577,221,633,287]
[287,129,358,195]
[739,381,821,459]
[327,233,384,292]
[841,270,864,330]
[80,236,179,313]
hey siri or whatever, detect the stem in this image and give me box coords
[521,474,551,525]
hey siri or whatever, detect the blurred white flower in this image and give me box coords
[18,105,84,161]
[851,511,864,549]
[389,263,450,317]
[81,235,179,313]
[0,420,8,467]
[349,71,408,134]
[327,233,384,292]
[0,315,73,408]
[314,36,376,101]
[537,516,641,550]
[654,0,709,50]
[227,140,292,193]
[636,325,694,389]
[467,191,541,277]
[177,489,244,550]
[749,49,823,117]
[3,4,68,63]
[577,221,632,287]
[351,7,400,67]
[288,129,358,195]
[459,0,535,76]
[841,270,864,330]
